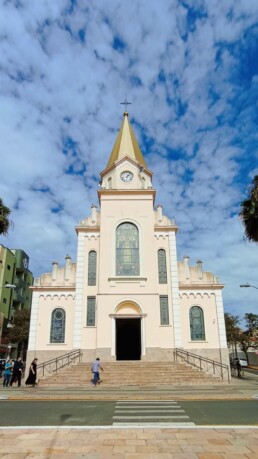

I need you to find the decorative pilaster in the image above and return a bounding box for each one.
[215,290,227,348]
[27,291,40,351]
[73,232,85,348]
[169,232,183,347]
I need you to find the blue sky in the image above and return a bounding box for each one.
[0,0,258,319]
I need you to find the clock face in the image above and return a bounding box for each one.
[120,171,134,182]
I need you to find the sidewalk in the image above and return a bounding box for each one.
[1,371,258,401]
[0,426,258,458]
[1,375,258,458]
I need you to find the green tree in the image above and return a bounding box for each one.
[236,313,258,363]
[224,313,241,357]
[244,313,258,335]
[239,175,258,242]
[0,197,11,235]
[224,313,241,343]
[7,309,31,360]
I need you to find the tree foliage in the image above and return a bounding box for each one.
[224,313,240,343]
[0,197,12,235]
[239,175,258,243]
[7,309,31,359]
[225,311,258,362]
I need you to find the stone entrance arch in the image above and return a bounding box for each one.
[110,302,146,360]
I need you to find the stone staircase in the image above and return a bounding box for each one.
[38,361,224,387]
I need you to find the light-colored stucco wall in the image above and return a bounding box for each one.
[27,157,226,366]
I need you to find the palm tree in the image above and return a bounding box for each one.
[239,175,258,243]
[0,198,11,235]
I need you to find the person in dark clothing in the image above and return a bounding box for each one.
[236,359,242,378]
[25,358,38,387]
[10,357,23,387]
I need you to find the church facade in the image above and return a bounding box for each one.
[27,112,228,366]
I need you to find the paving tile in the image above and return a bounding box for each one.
[125,439,146,446]
[135,445,160,453]
[103,439,126,446]
[114,445,136,453]
[208,439,231,445]
[0,455,28,459]
[197,454,224,459]
[223,454,251,459]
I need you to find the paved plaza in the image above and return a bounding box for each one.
[0,427,258,458]
[0,373,258,458]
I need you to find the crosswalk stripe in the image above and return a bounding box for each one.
[113,422,196,427]
[112,400,195,426]
[113,415,190,419]
[115,410,185,414]
[116,400,177,404]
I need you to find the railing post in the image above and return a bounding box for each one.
[174,347,228,382]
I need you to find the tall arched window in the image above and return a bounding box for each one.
[88,250,97,286]
[116,222,139,276]
[50,308,66,343]
[158,249,167,284]
[189,306,205,341]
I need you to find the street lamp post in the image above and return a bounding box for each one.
[240,284,258,290]
[0,284,16,290]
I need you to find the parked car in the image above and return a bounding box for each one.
[233,357,248,367]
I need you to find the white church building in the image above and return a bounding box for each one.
[27,112,228,366]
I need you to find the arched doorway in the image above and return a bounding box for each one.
[111,301,145,361]
[116,318,141,360]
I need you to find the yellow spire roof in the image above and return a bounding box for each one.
[107,112,147,168]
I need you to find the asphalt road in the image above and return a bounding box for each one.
[0,400,257,426]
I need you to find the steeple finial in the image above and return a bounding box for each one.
[120,97,131,114]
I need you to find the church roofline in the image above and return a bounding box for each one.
[154,225,178,232]
[75,226,100,233]
[179,283,224,290]
[31,286,76,291]
[100,155,152,178]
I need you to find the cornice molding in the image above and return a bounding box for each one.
[179,284,224,290]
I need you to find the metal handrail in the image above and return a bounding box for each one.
[174,348,230,383]
[37,349,82,378]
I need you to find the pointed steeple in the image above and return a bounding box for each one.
[107,112,147,168]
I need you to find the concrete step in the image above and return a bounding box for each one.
[39,361,223,387]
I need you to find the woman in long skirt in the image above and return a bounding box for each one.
[25,358,38,387]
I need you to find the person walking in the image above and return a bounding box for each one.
[3,359,12,388]
[91,358,103,387]
[10,357,23,387]
[236,359,242,378]
[25,358,38,387]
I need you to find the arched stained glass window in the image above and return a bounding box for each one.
[50,308,65,343]
[158,249,167,284]
[116,222,139,276]
[88,250,97,286]
[189,306,205,341]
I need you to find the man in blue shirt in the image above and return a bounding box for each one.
[91,358,103,387]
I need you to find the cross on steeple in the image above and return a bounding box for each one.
[120,97,131,113]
